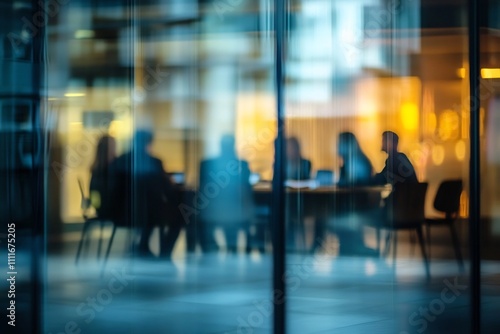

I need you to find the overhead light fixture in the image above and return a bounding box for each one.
[457,67,500,79]
[74,30,95,39]
[481,68,500,79]
[64,93,85,97]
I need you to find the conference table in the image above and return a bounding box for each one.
[251,181,392,218]
[180,181,392,252]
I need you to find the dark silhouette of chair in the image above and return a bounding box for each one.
[75,178,107,264]
[378,182,430,279]
[100,213,136,276]
[425,179,464,271]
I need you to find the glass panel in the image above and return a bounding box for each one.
[43,1,274,333]
[284,0,471,333]
[481,0,500,331]
[0,2,45,333]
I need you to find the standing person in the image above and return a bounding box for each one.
[373,131,417,187]
[286,137,312,180]
[89,135,116,220]
[110,130,184,260]
[198,135,254,253]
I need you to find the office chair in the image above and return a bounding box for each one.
[425,179,464,271]
[379,182,430,279]
[75,178,107,264]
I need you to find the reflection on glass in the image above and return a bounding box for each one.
[5,0,500,332]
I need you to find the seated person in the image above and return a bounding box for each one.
[89,135,116,220]
[286,137,311,180]
[283,137,312,251]
[367,131,419,252]
[330,132,377,256]
[109,130,184,260]
[337,132,373,187]
[372,131,417,187]
[198,135,254,253]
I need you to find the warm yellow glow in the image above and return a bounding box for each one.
[460,190,469,218]
[481,68,500,79]
[432,145,445,165]
[74,30,95,39]
[480,107,485,136]
[236,93,277,180]
[109,119,133,139]
[455,140,466,161]
[426,112,437,133]
[461,109,469,139]
[438,109,460,141]
[64,93,86,97]
[354,77,421,118]
[456,67,500,79]
[400,103,419,130]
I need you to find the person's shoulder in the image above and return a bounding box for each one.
[110,153,129,170]
[397,152,412,163]
[200,158,215,169]
[397,151,409,158]
[151,156,163,165]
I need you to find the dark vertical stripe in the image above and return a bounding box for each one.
[468,0,481,333]
[31,1,46,333]
[272,0,286,333]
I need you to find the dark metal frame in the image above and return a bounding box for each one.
[272,1,286,334]
[468,0,481,333]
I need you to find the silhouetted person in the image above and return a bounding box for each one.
[332,132,377,256]
[282,137,312,251]
[199,135,254,253]
[337,132,373,187]
[373,131,417,187]
[89,135,116,220]
[110,130,184,260]
[370,131,419,256]
[286,137,311,180]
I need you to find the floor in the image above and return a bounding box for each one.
[3,226,500,334]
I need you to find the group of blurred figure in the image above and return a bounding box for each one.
[87,129,417,260]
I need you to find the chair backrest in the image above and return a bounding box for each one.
[433,179,462,216]
[390,182,428,226]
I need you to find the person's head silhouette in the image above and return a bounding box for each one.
[286,137,302,161]
[133,130,154,154]
[92,135,116,172]
[220,134,236,157]
[381,131,399,154]
[338,132,361,159]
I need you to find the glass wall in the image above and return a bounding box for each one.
[43,1,275,333]
[482,0,500,332]
[283,1,471,333]
[2,0,500,333]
